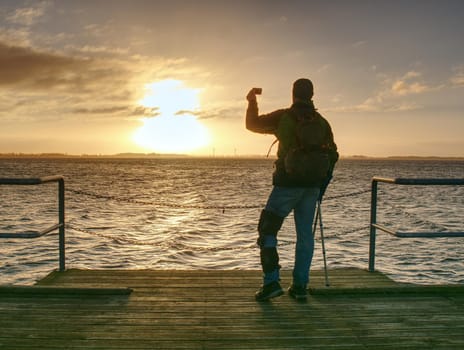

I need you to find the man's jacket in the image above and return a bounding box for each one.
[246,99,338,187]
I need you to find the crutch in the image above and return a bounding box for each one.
[313,200,330,287]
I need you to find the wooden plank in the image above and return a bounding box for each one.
[0,268,463,350]
[0,286,132,296]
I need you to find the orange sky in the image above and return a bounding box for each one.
[0,1,463,157]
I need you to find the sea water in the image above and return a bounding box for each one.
[1,157,463,285]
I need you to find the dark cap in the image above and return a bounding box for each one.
[292,78,314,100]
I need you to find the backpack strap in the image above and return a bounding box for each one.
[266,138,279,158]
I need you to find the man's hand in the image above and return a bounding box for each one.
[246,88,261,102]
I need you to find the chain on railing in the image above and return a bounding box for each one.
[65,187,372,251]
[66,187,372,210]
[66,219,256,252]
[66,188,263,210]
[323,189,371,201]
[67,222,370,251]
[377,192,449,232]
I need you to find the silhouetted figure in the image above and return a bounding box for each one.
[246,78,338,301]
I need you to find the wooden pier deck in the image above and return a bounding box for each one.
[1,268,464,349]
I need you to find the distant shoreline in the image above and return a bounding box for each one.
[341,155,464,161]
[0,153,463,161]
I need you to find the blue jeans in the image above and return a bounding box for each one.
[261,186,319,287]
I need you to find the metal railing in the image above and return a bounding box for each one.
[0,176,65,271]
[368,177,464,272]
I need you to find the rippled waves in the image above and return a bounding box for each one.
[1,157,463,285]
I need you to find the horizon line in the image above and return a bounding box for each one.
[0,152,463,160]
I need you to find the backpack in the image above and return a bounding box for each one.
[281,111,330,184]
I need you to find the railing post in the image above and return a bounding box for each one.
[368,179,378,272]
[0,176,66,275]
[58,178,65,272]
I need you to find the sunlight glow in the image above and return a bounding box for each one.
[133,115,210,153]
[133,80,210,153]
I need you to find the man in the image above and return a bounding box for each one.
[246,78,338,301]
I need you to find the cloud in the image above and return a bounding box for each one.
[171,104,239,121]
[130,106,160,117]
[0,40,135,121]
[329,70,447,113]
[316,64,331,73]
[390,71,430,96]
[0,39,209,123]
[0,42,89,89]
[5,1,51,26]
[352,40,367,48]
[175,109,199,116]
[72,106,160,118]
[68,44,130,56]
[329,99,420,113]
[0,39,147,95]
[195,105,243,120]
[355,98,420,113]
[72,106,134,115]
[450,66,464,87]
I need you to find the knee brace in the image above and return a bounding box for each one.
[260,247,280,273]
[257,209,284,247]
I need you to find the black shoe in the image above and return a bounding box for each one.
[255,281,284,301]
[288,284,307,301]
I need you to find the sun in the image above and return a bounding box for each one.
[133,80,211,153]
